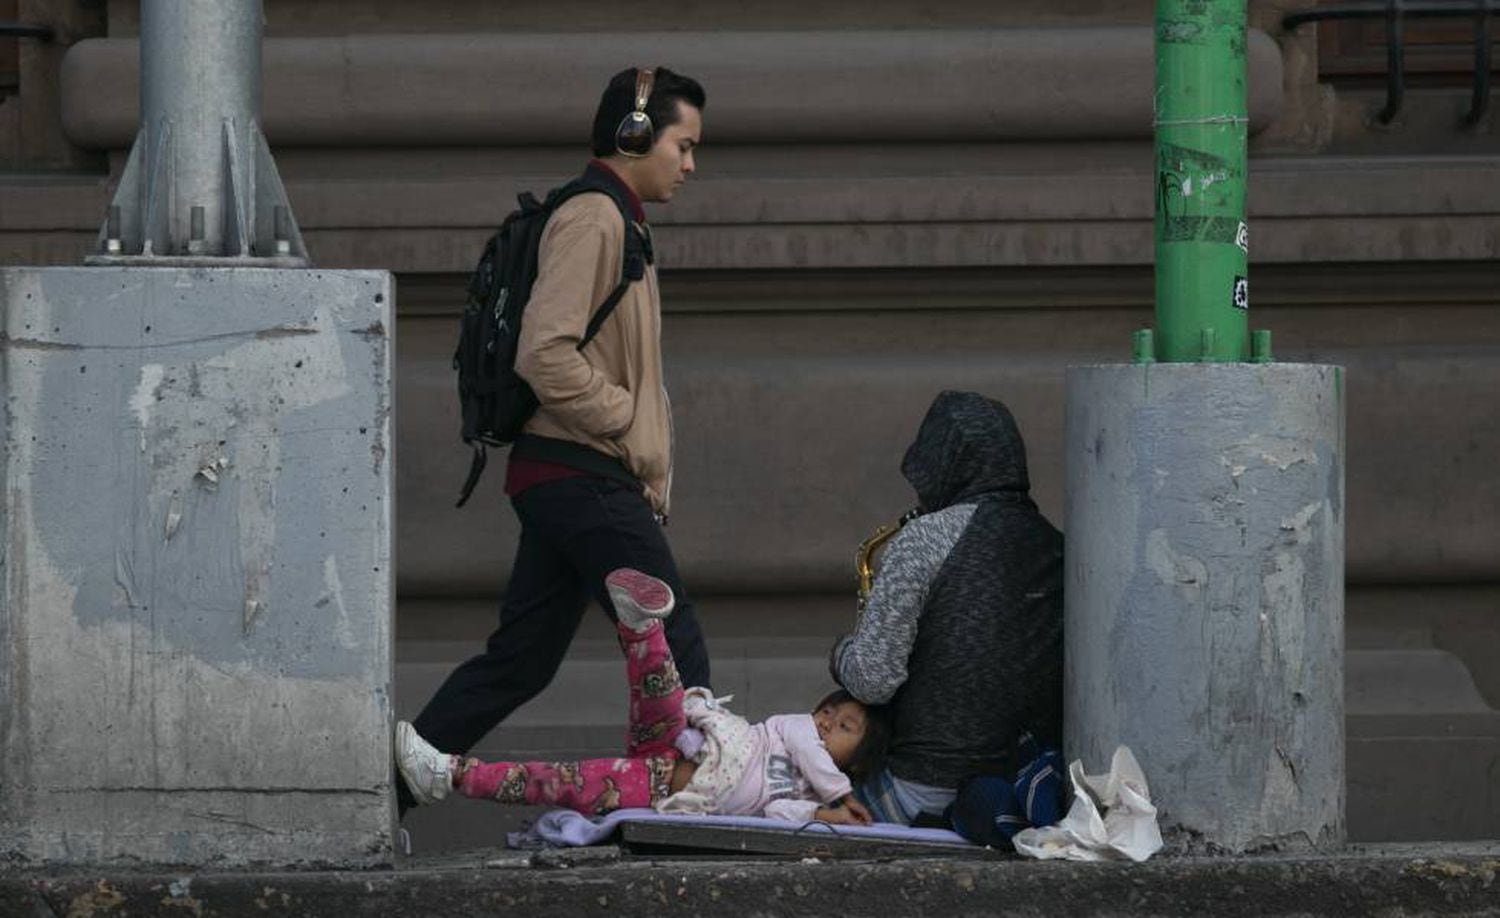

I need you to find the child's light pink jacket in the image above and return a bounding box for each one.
[657,688,852,822]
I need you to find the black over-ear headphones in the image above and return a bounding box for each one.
[615,68,656,158]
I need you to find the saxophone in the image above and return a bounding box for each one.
[855,507,921,622]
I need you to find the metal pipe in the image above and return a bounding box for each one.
[1152,0,1250,362]
[1377,0,1407,124]
[1132,328,1157,364]
[1251,328,1275,363]
[1284,0,1500,126]
[140,0,261,256]
[1283,0,1500,29]
[86,0,306,265]
[0,22,54,40]
[1465,0,1492,125]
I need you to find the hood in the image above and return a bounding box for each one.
[900,391,1032,510]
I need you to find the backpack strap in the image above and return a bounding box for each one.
[456,442,488,509]
[547,169,653,350]
[581,279,631,347]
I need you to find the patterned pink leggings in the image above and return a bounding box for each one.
[454,621,685,815]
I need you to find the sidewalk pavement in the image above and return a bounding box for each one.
[3,842,1499,917]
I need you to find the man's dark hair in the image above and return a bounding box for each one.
[814,689,892,785]
[591,67,707,158]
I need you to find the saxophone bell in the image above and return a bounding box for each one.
[855,507,921,623]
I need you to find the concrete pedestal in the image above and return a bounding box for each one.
[0,267,394,867]
[1064,363,1344,852]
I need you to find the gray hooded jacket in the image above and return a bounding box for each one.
[833,391,1064,788]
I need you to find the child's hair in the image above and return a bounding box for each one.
[814,689,892,784]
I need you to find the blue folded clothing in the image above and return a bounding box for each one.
[946,744,1066,849]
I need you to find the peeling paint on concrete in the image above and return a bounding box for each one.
[1066,363,1344,853]
[164,493,183,541]
[194,456,229,489]
[1220,454,1248,480]
[130,363,166,453]
[1279,502,1321,541]
[323,555,356,650]
[1146,528,1208,588]
[1254,441,1317,471]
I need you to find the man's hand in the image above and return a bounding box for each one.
[815,795,873,826]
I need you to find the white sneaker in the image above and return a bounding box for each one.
[395,721,453,806]
[605,568,675,631]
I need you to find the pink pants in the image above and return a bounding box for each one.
[454,621,685,815]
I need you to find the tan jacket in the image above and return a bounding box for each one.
[515,192,673,513]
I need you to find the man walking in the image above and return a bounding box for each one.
[400,67,710,814]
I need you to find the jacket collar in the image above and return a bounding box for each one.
[587,159,647,224]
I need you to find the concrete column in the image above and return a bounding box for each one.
[1064,363,1344,852]
[0,266,394,867]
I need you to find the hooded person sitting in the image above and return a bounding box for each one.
[829,390,1065,829]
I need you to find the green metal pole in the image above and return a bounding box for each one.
[1154,0,1249,362]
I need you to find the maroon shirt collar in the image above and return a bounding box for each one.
[587,159,647,224]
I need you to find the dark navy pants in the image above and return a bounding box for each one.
[401,475,711,812]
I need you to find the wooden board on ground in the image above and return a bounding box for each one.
[618,821,1004,860]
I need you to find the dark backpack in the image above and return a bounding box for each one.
[453,172,651,507]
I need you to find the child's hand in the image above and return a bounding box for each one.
[841,795,874,825]
[815,796,873,826]
[813,806,862,826]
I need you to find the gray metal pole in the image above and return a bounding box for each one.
[140,0,260,257]
[89,0,306,265]
[1058,2,1344,853]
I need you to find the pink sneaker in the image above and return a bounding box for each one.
[605,568,675,631]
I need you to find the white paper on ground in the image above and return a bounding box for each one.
[1012,745,1164,862]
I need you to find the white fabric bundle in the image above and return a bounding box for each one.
[1013,745,1164,862]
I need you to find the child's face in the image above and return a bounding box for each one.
[813,699,868,768]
